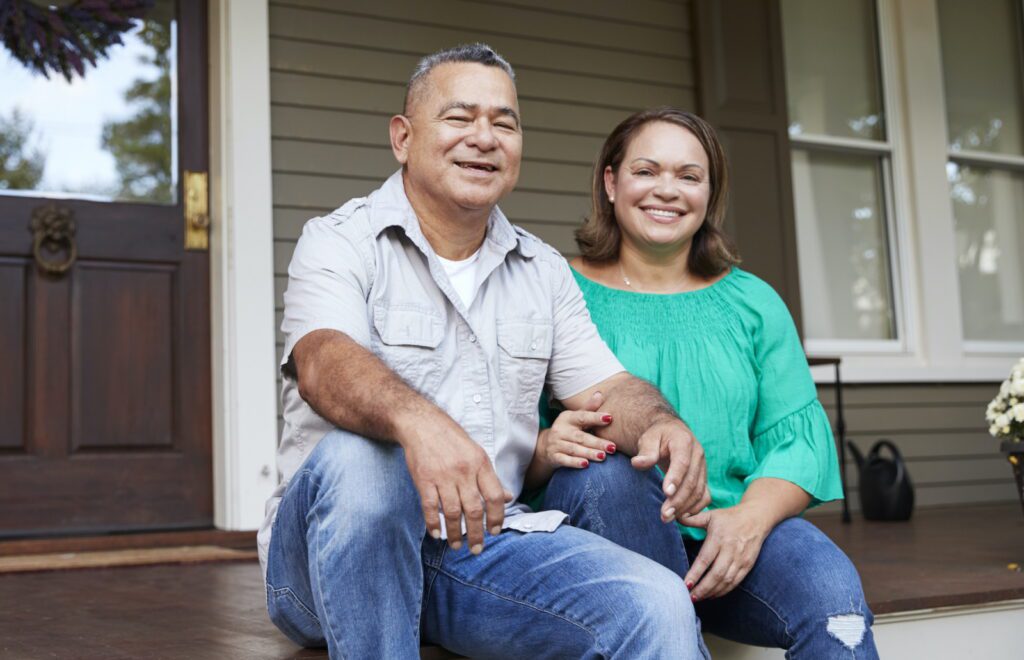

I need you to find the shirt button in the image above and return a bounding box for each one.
[473,394,482,404]
[522,522,534,530]
[529,342,538,350]
[469,334,477,343]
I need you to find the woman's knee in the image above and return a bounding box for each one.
[546,453,660,508]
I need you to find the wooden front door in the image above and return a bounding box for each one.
[0,1,211,536]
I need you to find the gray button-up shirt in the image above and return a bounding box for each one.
[258,171,623,574]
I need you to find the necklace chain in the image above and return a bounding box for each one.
[618,262,689,293]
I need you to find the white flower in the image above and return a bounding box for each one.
[1001,379,1012,397]
[990,424,1001,437]
[995,413,1011,428]
[1014,403,1024,423]
[1003,426,1012,435]
[1012,380,1024,397]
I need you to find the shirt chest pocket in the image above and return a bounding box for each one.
[496,320,552,413]
[372,305,444,396]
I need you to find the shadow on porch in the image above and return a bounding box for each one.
[0,503,1021,659]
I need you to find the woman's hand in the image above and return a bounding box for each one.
[682,478,812,601]
[524,392,615,489]
[680,505,772,601]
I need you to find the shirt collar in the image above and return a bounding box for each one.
[370,170,537,259]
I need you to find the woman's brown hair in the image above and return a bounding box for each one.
[575,107,740,278]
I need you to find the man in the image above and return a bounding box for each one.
[260,43,711,659]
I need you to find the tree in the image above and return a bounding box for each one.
[0,108,45,190]
[100,16,171,203]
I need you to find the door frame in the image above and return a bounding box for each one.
[208,0,278,530]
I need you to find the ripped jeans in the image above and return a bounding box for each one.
[544,454,880,660]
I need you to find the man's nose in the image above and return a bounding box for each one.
[466,119,498,150]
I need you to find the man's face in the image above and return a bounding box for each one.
[393,62,522,216]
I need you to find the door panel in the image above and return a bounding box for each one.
[0,1,211,536]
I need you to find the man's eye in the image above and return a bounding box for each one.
[446,116,471,123]
[495,122,516,131]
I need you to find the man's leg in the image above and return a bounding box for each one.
[421,525,708,659]
[693,517,879,659]
[542,454,690,577]
[265,429,426,658]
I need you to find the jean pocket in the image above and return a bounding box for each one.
[497,320,552,413]
[267,584,325,648]
[372,304,444,395]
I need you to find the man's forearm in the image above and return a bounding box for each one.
[593,375,680,455]
[293,329,448,446]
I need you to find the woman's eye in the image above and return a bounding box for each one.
[634,169,653,176]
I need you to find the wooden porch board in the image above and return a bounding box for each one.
[0,545,257,575]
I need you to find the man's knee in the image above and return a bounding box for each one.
[304,429,420,525]
[612,564,702,656]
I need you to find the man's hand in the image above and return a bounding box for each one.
[630,418,710,522]
[400,418,513,555]
[680,505,770,601]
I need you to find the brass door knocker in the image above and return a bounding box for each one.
[30,203,77,276]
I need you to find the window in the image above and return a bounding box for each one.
[781,0,902,348]
[938,0,1024,347]
[781,0,1023,381]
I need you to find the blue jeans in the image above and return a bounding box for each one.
[265,429,707,659]
[544,455,880,659]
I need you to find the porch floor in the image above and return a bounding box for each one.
[0,503,1021,659]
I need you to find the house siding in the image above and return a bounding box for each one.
[267,0,1016,509]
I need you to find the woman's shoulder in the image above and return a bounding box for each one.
[722,268,796,329]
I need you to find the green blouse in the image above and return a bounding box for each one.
[563,266,843,540]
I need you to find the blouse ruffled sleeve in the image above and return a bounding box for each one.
[744,286,844,506]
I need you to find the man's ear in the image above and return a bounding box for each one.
[390,115,412,165]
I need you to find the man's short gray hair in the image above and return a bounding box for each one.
[404,43,516,114]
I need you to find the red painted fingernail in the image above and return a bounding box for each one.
[580,459,589,468]
[691,594,698,602]
[606,444,616,454]
[686,581,694,590]
[597,452,606,460]
[602,415,613,423]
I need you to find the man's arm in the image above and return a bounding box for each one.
[560,372,710,522]
[292,328,511,554]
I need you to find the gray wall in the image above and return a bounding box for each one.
[268,0,1016,510]
[815,383,1015,514]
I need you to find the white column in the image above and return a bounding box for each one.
[208,0,278,530]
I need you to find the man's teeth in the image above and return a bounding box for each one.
[459,163,495,171]
[646,209,681,218]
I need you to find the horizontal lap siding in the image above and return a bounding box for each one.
[269,0,696,423]
[813,382,1017,515]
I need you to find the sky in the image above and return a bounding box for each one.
[0,20,176,201]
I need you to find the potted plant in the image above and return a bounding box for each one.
[987,357,1024,516]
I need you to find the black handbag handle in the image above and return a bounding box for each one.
[868,439,905,486]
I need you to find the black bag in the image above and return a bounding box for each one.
[847,439,915,521]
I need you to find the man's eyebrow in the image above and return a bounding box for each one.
[436,101,520,126]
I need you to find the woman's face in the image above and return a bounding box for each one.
[605,121,711,257]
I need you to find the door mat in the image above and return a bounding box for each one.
[0,545,258,574]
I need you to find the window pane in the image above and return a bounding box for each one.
[0,2,178,204]
[938,0,1024,156]
[781,0,885,141]
[948,163,1024,341]
[792,150,896,340]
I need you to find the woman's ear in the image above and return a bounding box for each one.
[603,165,616,203]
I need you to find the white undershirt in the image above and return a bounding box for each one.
[437,248,483,308]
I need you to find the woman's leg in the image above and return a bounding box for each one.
[693,517,879,659]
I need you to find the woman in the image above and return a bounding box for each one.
[528,108,879,658]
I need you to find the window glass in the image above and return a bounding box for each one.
[781,0,885,141]
[0,2,178,204]
[948,163,1024,342]
[938,0,1024,156]
[792,150,896,340]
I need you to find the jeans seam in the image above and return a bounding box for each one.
[311,476,347,660]
[432,565,608,656]
[268,585,322,628]
[735,583,796,647]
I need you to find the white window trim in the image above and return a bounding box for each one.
[208,0,278,529]
[802,0,1022,384]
